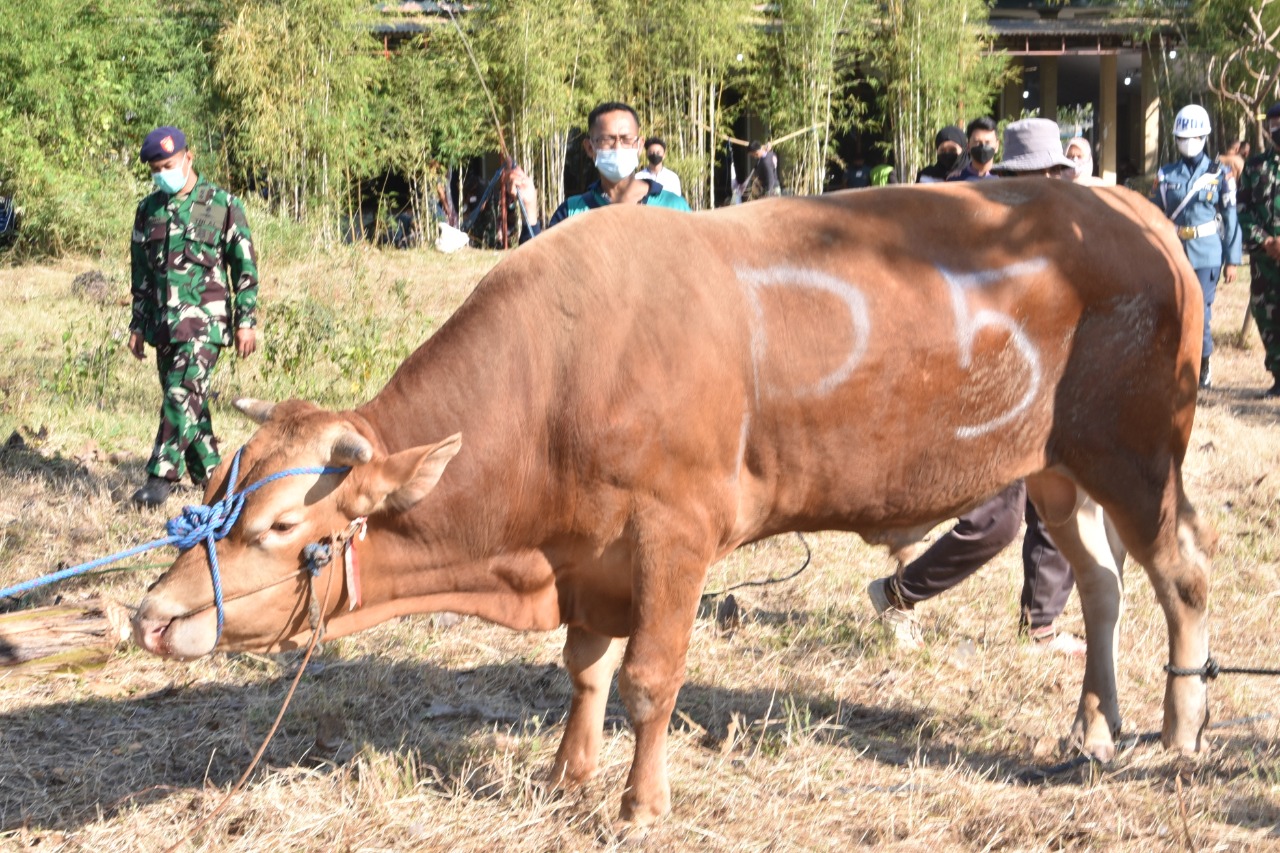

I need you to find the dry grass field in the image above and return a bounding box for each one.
[0,237,1278,852]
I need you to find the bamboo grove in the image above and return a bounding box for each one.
[0,0,1019,256]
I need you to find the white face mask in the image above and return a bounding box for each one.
[594,148,640,183]
[1176,137,1206,159]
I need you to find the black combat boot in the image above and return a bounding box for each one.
[1198,356,1211,390]
[132,476,172,509]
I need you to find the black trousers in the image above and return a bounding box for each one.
[894,480,1074,630]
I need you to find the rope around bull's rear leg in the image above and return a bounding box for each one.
[159,557,336,853]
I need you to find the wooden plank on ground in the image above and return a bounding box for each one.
[0,599,132,676]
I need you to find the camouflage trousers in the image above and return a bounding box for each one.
[145,340,222,484]
[1251,257,1280,378]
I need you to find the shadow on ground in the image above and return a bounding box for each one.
[5,647,1274,835]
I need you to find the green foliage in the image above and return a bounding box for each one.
[869,0,1008,183]
[0,0,218,256]
[603,0,758,207]
[50,315,123,406]
[1126,0,1280,155]
[754,0,872,195]
[213,0,381,233]
[260,296,416,404]
[477,0,607,220]
[369,26,491,229]
[0,0,1015,253]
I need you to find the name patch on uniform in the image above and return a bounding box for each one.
[191,204,224,231]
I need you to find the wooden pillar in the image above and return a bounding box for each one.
[1002,59,1024,120]
[1099,54,1118,184]
[1041,56,1059,123]
[1140,51,1160,176]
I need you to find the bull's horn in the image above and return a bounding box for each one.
[234,398,277,424]
[330,431,374,466]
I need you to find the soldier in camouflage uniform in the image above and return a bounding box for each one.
[1237,103,1280,398]
[129,126,259,507]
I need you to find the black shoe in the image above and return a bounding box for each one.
[132,476,172,508]
[1198,357,1211,390]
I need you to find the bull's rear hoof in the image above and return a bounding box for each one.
[1161,730,1207,756]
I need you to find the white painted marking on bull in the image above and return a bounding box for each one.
[939,258,1047,439]
[737,265,871,398]
[734,411,751,484]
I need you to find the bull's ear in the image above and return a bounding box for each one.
[234,398,277,424]
[329,430,374,466]
[342,433,462,516]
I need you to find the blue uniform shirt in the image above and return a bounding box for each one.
[1151,154,1242,271]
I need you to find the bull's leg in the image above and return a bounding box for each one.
[1146,494,1213,752]
[551,627,625,785]
[615,537,710,826]
[1038,492,1125,759]
[1066,471,1212,755]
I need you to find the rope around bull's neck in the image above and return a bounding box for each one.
[0,447,349,643]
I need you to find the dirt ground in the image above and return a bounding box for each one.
[0,240,1278,851]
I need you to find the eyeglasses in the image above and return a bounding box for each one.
[591,134,640,149]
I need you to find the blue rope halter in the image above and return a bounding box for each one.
[0,447,350,644]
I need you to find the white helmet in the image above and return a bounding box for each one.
[1173,105,1211,138]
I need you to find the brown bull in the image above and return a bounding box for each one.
[133,179,1214,825]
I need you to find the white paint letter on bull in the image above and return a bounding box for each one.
[939,258,1048,439]
[737,265,872,400]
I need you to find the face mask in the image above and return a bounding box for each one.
[1270,127,1280,150]
[970,144,996,165]
[1176,137,1205,160]
[153,162,187,194]
[595,148,640,182]
[937,150,960,172]
[647,151,664,166]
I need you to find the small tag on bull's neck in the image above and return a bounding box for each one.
[344,517,367,611]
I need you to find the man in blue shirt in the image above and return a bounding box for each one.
[1152,104,1242,389]
[511,101,689,239]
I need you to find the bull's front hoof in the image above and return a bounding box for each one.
[547,759,596,789]
[618,792,669,828]
[607,819,654,846]
[1069,717,1120,763]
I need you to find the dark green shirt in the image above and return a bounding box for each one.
[1238,150,1280,256]
[130,175,258,346]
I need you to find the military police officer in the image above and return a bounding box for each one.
[1236,103,1280,398]
[1151,104,1241,390]
[129,126,259,508]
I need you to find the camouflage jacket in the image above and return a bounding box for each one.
[1237,150,1280,256]
[130,174,258,346]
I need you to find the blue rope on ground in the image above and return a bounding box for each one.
[0,447,349,643]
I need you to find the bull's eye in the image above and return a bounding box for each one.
[270,520,298,535]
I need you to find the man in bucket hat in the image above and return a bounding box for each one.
[991,117,1078,177]
[867,117,1083,656]
[129,126,260,508]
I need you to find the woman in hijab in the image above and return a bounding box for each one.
[1064,137,1105,186]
